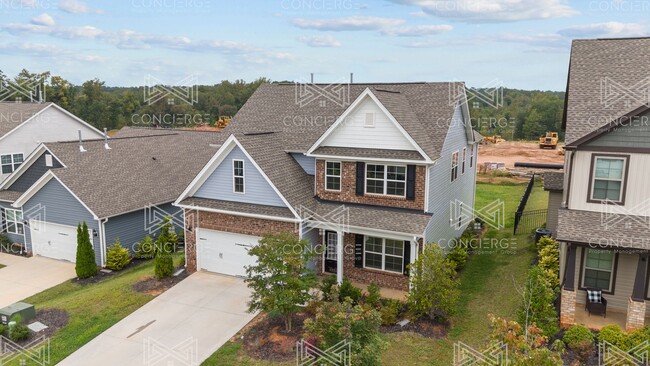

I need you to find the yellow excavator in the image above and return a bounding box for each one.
[539,132,559,149]
[483,135,505,144]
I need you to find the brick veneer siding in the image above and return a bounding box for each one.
[315,160,426,210]
[626,297,646,331]
[560,288,577,328]
[183,208,297,273]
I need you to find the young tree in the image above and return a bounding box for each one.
[75,221,97,279]
[516,266,559,338]
[245,231,317,332]
[407,244,460,321]
[154,217,175,279]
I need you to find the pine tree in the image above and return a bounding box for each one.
[75,221,97,279]
[154,218,174,279]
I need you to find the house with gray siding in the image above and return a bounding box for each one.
[175,82,477,291]
[0,130,221,266]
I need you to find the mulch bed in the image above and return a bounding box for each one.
[8,308,69,347]
[562,348,600,366]
[380,318,449,339]
[239,312,308,362]
[72,258,148,285]
[131,268,189,296]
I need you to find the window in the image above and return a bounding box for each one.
[469,145,474,168]
[451,151,459,182]
[233,160,244,193]
[590,156,626,202]
[364,236,404,273]
[326,232,338,261]
[325,161,341,191]
[1,153,23,174]
[582,248,615,291]
[4,209,23,235]
[366,164,406,197]
[45,154,53,167]
[461,148,467,175]
[364,113,375,127]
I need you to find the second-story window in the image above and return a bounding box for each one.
[1,153,23,174]
[233,159,244,193]
[325,161,341,191]
[451,151,459,182]
[590,156,626,202]
[461,147,467,175]
[469,145,474,168]
[366,164,406,197]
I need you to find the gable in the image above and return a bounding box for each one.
[193,145,287,207]
[320,95,417,151]
[584,110,650,149]
[8,151,63,192]
[22,177,96,228]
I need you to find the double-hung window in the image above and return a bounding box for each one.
[469,145,474,168]
[4,209,23,235]
[590,156,626,202]
[233,160,244,193]
[364,236,404,273]
[366,164,406,197]
[1,153,23,174]
[461,148,467,175]
[582,248,615,291]
[325,161,341,191]
[451,151,459,182]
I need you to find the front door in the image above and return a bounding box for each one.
[324,231,338,274]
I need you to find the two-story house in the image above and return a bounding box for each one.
[175,82,477,291]
[557,37,650,331]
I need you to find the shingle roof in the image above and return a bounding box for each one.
[44,133,225,218]
[0,190,22,203]
[564,37,650,145]
[113,126,223,139]
[311,146,424,161]
[0,102,51,138]
[179,197,296,219]
[543,172,564,191]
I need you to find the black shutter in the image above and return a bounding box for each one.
[355,162,365,196]
[403,241,411,276]
[406,165,416,200]
[355,234,364,268]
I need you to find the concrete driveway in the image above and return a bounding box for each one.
[0,253,76,308]
[59,272,255,366]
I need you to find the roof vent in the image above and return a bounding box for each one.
[78,130,86,152]
[103,128,111,150]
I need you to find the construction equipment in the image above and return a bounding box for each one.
[215,116,232,128]
[539,132,559,149]
[483,135,505,144]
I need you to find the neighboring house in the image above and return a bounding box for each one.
[0,102,104,180]
[557,37,650,331]
[543,171,563,237]
[175,82,477,290]
[0,130,221,266]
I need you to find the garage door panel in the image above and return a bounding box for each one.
[196,229,259,277]
[30,220,91,263]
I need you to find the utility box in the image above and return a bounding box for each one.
[0,302,36,325]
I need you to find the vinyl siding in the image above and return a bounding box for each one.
[584,110,650,149]
[104,203,179,254]
[423,105,476,250]
[0,201,25,244]
[546,191,562,236]
[320,96,417,151]
[8,151,63,192]
[194,145,286,207]
[291,153,315,176]
[22,178,101,264]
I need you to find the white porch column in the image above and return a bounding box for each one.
[336,230,344,284]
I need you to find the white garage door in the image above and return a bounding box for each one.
[196,229,259,277]
[30,220,92,263]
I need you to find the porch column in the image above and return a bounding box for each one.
[560,243,577,328]
[336,231,344,284]
[626,254,648,331]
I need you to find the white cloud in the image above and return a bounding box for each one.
[558,22,647,38]
[297,35,341,47]
[381,24,452,36]
[58,0,103,14]
[390,0,578,23]
[30,13,55,26]
[0,42,102,62]
[291,16,404,31]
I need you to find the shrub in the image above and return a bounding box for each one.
[134,235,155,259]
[598,324,631,350]
[486,315,561,364]
[551,339,565,353]
[517,266,559,337]
[0,234,12,252]
[339,278,362,304]
[0,324,6,336]
[628,326,650,346]
[154,219,175,279]
[536,237,560,289]
[106,240,131,271]
[447,243,468,271]
[8,323,30,341]
[365,284,381,309]
[75,221,97,279]
[563,325,594,348]
[380,299,402,326]
[319,275,338,301]
[407,244,460,321]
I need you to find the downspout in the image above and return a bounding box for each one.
[99,218,109,267]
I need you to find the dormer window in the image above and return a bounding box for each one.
[588,154,628,203]
[233,159,245,193]
[364,113,375,128]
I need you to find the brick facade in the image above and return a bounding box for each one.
[560,288,577,328]
[626,297,646,331]
[315,160,426,211]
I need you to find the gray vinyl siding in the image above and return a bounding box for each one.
[301,226,320,271]
[546,191,562,237]
[0,201,24,244]
[22,178,101,264]
[585,110,650,148]
[9,152,63,192]
[194,145,286,207]
[424,105,476,250]
[291,153,316,176]
[104,203,179,254]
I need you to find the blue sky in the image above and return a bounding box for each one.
[0,0,648,90]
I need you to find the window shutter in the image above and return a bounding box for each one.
[406,165,416,200]
[355,162,365,196]
[355,234,364,268]
[403,241,411,276]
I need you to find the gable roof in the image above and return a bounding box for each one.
[563,37,650,145]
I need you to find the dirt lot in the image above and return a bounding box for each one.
[478,141,565,169]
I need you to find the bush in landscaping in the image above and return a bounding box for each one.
[628,326,650,346]
[154,218,175,279]
[563,324,594,348]
[536,237,560,289]
[365,283,381,309]
[106,240,131,271]
[517,266,559,337]
[0,324,6,336]
[75,221,97,279]
[380,299,402,326]
[245,231,317,332]
[8,323,30,341]
[304,288,385,366]
[446,243,468,271]
[407,243,460,321]
[0,234,12,252]
[319,275,338,301]
[598,324,632,350]
[339,277,362,304]
[551,339,565,353]
[486,315,561,365]
[134,235,155,259]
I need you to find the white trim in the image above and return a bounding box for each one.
[306,153,427,165]
[306,88,433,163]
[0,144,66,190]
[461,147,467,175]
[362,235,404,274]
[305,221,421,241]
[364,163,407,198]
[424,165,430,213]
[4,207,24,235]
[0,152,24,175]
[174,203,300,223]
[232,159,245,194]
[450,150,459,182]
[99,218,109,267]
[324,160,342,192]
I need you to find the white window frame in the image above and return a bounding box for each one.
[232,159,245,194]
[469,144,474,168]
[4,208,24,235]
[1,153,23,175]
[45,154,53,167]
[582,248,615,292]
[326,232,338,261]
[451,151,459,182]
[365,164,407,197]
[363,235,404,274]
[590,156,626,203]
[324,161,341,192]
[461,147,467,175]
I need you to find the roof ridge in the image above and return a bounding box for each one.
[50,133,180,145]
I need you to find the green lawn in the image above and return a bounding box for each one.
[204,179,549,366]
